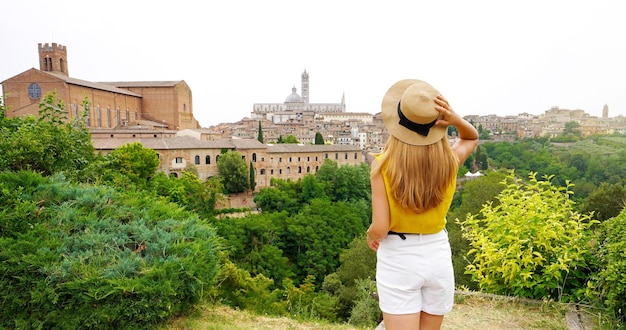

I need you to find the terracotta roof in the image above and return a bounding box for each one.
[93,136,235,151]
[98,81,184,88]
[43,71,142,97]
[229,138,267,149]
[265,143,361,153]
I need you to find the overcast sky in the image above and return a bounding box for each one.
[1,0,624,127]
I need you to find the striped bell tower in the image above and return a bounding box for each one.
[301,69,309,104]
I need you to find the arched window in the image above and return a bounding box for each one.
[206,155,211,164]
[298,166,302,173]
[287,167,291,174]
[195,155,200,165]
[307,166,311,173]
[260,169,266,175]
[252,153,257,162]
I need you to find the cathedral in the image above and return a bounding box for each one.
[1,43,201,131]
[250,69,346,124]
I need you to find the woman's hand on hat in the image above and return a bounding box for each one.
[434,95,461,127]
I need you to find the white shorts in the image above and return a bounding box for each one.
[375,229,454,315]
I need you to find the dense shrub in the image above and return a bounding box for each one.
[0,92,94,181]
[0,171,222,329]
[591,209,626,324]
[460,171,597,301]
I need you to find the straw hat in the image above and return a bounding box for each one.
[381,79,446,146]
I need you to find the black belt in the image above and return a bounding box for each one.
[388,229,446,240]
[388,231,409,240]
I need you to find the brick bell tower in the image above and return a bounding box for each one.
[38,42,69,76]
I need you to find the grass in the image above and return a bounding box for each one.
[160,292,591,330]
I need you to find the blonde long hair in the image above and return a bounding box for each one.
[372,135,458,213]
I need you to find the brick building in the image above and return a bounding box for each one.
[1,43,200,131]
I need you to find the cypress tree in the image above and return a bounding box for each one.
[257,121,264,143]
[315,132,325,145]
[249,161,256,191]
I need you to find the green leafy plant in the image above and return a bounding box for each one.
[459,171,597,301]
[0,171,222,329]
[590,209,626,324]
[0,91,94,179]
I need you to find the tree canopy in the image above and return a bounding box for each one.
[217,150,249,193]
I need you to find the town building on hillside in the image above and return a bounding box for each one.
[92,134,364,189]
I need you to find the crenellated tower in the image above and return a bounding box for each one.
[38,42,69,76]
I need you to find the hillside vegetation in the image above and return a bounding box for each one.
[1,94,625,328]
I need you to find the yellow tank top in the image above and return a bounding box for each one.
[379,158,457,234]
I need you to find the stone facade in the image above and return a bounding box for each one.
[92,133,364,190]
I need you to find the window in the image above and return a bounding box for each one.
[195,155,200,165]
[205,155,211,164]
[289,157,292,162]
[175,157,183,163]
[345,153,348,160]
[279,157,282,162]
[270,169,274,175]
[216,155,220,163]
[27,83,42,99]
[279,169,282,174]
[260,169,266,175]
[307,166,311,173]
[335,153,338,160]
[252,153,257,162]
[307,156,310,161]
[354,152,358,159]
[298,166,302,173]
[287,167,291,174]
[325,153,328,159]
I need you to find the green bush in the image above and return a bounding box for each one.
[347,278,380,328]
[460,171,597,301]
[0,171,222,329]
[591,209,626,324]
